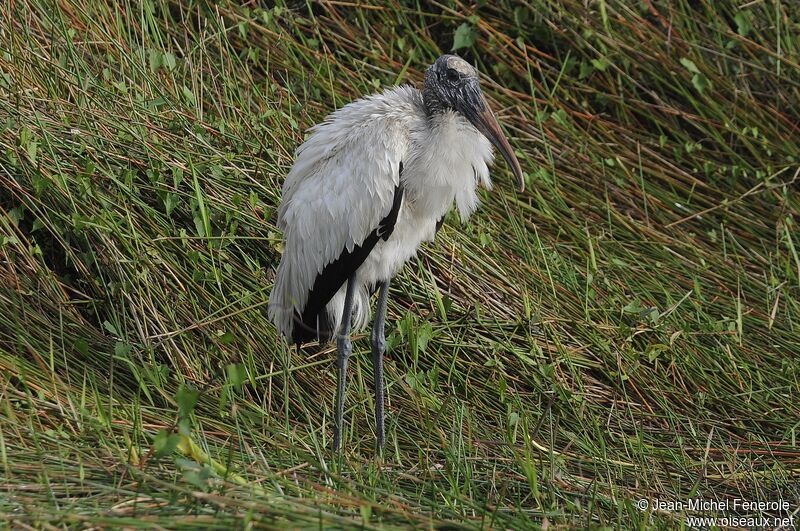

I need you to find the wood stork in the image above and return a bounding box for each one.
[268,54,524,451]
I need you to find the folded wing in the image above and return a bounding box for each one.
[268,88,416,343]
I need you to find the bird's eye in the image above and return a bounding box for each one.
[446,69,460,83]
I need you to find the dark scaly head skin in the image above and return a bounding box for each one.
[422,55,525,191]
[423,55,483,116]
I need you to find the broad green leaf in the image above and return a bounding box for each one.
[692,73,710,93]
[153,429,181,457]
[451,23,477,51]
[679,57,700,74]
[176,384,200,418]
[734,12,751,36]
[225,363,246,388]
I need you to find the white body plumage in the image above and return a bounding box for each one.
[268,85,494,340]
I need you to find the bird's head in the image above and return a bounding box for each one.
[423,55,525,192]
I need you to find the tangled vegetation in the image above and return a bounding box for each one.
[1,0,798,527]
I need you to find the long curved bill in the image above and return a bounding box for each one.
[463,95,525,192]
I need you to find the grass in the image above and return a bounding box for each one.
[1,0,798,527]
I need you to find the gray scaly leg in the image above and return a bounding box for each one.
[371,280,390,451]
[333,274,357,452]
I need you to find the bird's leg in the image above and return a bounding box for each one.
[333,273,357,452]
[371,280,390,452]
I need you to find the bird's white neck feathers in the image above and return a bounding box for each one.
[403,95,494,223]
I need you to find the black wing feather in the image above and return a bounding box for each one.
[435,215,445,234]
[292,176,405,345]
